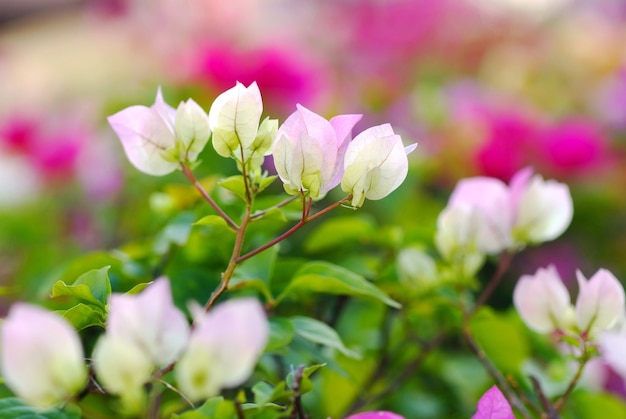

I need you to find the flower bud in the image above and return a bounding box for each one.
[273,105,361,199]
[575,269,625,334]
[513,266,574,334]
[175,298,268,401]
[174,99,211,162]
[397,247,438,287]
[341,124,416,208]
[209,81,263,159]
[0,304,87,407]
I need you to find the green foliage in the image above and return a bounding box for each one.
[0,398,81,419]
[276,261,401,308]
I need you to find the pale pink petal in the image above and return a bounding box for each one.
[576,269,625,333]
[345,412,405,419]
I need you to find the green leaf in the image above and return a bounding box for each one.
[174,396,236,419]
[290,316,360,359]
[303,216,376,253]
[566,391,626,419]
[51,267,112,311]
[252,381,292,406]
[153,211,195,255]
[218,175,247,202]
[73,266,111,305]
[470,308,530,373]
[194,215,235,233]
[266,318,295,352]
[277,261,401,309]
[286,364,326,394]
[58,303,105,331]
[126,282,152,295]
[256,175,277,194]
[0,398,81,419]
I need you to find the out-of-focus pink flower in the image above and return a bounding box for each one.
[594,67,626,131]
[473,385,514,419]
[437,167,572,256]
[513,266,574,334]
[175,298,268,401]
[189,45,324,117]
[509,168,573,245]
[342,124,416,208]
[575,269,625,334]
[273,104,361,199]
[345,411,405,419]
[1,304,87,407]
[538,118,610,178]
[105,277,189,367]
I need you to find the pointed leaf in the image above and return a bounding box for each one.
[290,316,360,359]
[58,303,106,331]
[277,261,400,308]
[219,175,248,202]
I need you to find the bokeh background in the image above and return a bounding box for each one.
[3,0,626,417]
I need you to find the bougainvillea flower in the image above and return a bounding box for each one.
[175,298,268,401]
[341,123,416,207]
[108,88,210,175]
[105,277,189,367]
[575,269,625,334]
[513,266,573,334]
[1,304,87,407]
[509,168,573,246]
[472,385,515,419]
[273,104,361,199]
[208,81,278,167]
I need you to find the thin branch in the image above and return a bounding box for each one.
[473,252,514,311]
[553,353,588,412]
[204,204,252,311]
[235,400,246,419]
[463,327,533,419]
[250,195,299,219]
[290,365,307,419]
[236,196,351,263]
[180,163,238,230]
[347,331,446,414]
[529,376,559,419]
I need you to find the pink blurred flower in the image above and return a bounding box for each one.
[345,412,405,419]
[1,304,87,407]
[188,45,324,117]
[175,298,269,401]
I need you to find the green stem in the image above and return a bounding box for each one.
[204,204,252,311]
[180,163,239,230]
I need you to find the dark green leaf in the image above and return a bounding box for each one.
[290,316,360,359]
[0,398,81,419]
[277,261,401,308]
[265,318,295,352]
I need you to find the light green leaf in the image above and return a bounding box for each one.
[73,266,111,305]
[276,261,400,308]
[303,216,376,253]
[126,282,152,295]
[194,215,235,233]
[174,397,236,419]
[51,267,112,312]
[0,398,81,419]
[290,316,360,359]
[153,211,195,255]
[218,175,247,202]
[58,303,105,331]
[256,175,277,194]
[265,318,295,352]
[252,381,291,406]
